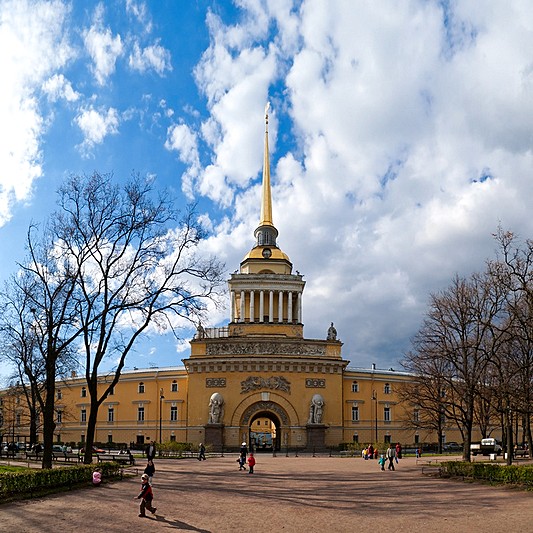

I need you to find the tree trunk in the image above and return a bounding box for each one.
[83,398,100,464]
[506,409,513,466]
[41,359,56,469]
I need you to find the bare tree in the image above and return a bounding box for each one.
[404,271,507,461]
[399,356,448,451]
[47,173,224,463]
[13,235,82,468]
[0,283,43,447]
[488,228,533,458]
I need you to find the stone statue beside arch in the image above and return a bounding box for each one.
[208,392,224,424]
[308,393,325,424]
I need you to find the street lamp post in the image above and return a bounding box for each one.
[372,390,378,443]
[159,388,164,448]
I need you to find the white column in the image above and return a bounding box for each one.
[297,292,302,323]
[250,290,255,323]
[240,291,245,323]
[288,291,293,323]
[259,291,264,322]
[230,291,235,321]
[269,290,274,322]
[278,291,283,323]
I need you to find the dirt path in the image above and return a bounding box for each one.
[1,454,531,532]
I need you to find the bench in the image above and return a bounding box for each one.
[53,452,82,462]
[514,449,529,458]
[25,452,43,461]
[97,453,135,465]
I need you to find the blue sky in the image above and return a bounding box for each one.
[2,0,533,382]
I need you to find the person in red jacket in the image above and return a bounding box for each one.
[247,453,256,474]
[135,473,157,517]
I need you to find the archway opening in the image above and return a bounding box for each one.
[248,410,281,453]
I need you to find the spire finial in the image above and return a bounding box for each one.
[259,102,274,228]
[265,101,270,132]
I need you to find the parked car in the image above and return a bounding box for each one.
[443,442,463,452]
[480,438,502,456]
[80,445,105,454]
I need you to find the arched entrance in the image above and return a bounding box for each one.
[248,410,280,452]
[240,401,290,452]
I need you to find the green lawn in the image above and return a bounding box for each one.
[0,465,29,473]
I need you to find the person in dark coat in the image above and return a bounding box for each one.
[198,443,206,461]
[145,440,156,461]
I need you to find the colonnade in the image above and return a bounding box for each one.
[230,289,302,323]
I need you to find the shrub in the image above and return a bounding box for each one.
[0,462,122,499]
[441,461,533,488]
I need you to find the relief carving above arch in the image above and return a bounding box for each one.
[241,401,290,425]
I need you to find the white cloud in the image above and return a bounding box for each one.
[0,0,73,226]
[42,73,80,102]
[125,0,152,34]
[177,0,533,369]
[74,106,119,156]
[129,40,172,74]
[83,4,123,85]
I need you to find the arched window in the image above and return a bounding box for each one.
[138,382,145,394]
[81,387,87,398]
[384,383,391,394]
[351,381,359,393]
[171,380,178,392]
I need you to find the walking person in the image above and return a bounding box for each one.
[145,440,156,461]
[395,442,402,461]
[247,452,256,474]
[378,454,386,471]
[134,473,157,518]
[239,442,248,471]
[198,443,206,461]
[144,459,155,484]
[386,443,396,471]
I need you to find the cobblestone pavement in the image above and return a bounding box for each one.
[1,454,532,532]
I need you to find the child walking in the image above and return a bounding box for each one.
[247,452,256,474]
[135,473,157,517]
[378,454,386,471]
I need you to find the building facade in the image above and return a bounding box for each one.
[0,107,466,451]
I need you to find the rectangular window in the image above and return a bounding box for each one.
[16,413,21,425]
[351,382,359,393]
[413,409,420,422]
[56,410,63,424]
[137,406,144,422]
[81,388,86,398]
[170,435,176,442]
[351,406,359,422]
[81,409,86,423]
[384,407,391,422]
[108,407,114,422]
[171,381,178,392]
[414,434,420,444]
[57,389,62,400]
[108,434,113,443]
[170,405,178,421]
[384,435,391,444]
[109,387,114,396]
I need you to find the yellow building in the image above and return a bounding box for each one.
[0,107,466,451]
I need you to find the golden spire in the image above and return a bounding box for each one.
[260,102,274,228]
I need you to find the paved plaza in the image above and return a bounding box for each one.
[1,454,531,532]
